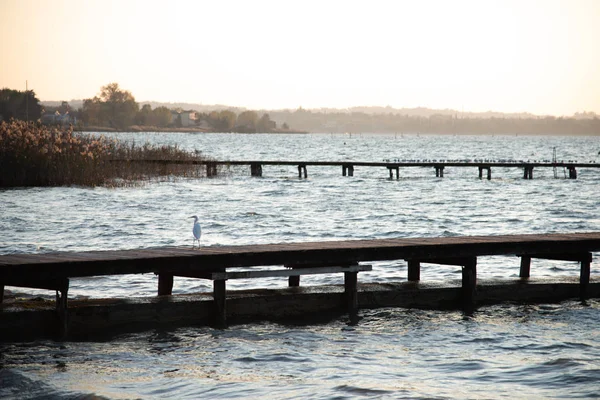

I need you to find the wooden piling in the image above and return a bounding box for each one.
[342,164,354,177]
[214,279,227,328]
[158,273,174,295]
[298,165,307,179]
[581,256,591,300]
[478,166,491,180]
[519,256,531,278]
[345,271,359,324]
[56,279,69,338]
[407,260,420,281]
[289,275,300,287]
[250,163,263,177]
[206,162,218,177]
[518,252,592,300]
[461,258,477,312]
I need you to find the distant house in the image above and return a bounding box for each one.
[170,110,197,127]
[41,111,75,126]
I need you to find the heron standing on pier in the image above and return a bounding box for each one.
[190,215,201,248]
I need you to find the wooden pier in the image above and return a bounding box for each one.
[1,232,599,337]
[113,159,600,179]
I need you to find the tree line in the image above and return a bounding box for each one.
[2,83,598,134]
[0,89,43,122]
[267,108,600,135]
[1,83,285,133]
[79,83,282,132]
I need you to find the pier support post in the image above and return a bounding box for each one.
[461,257,477,313]
[56,279,69,339]
[289,275,300,287]
[158,273,174,296]
[407,260,420,281]
[344,271,359,324]
[523,166,533,179]
[342,164,354,176]
[568,166,577,179]
[387,167,399,179]
[580,255,591,301]
[214,279,227,328]
[250,163,263,177]
[478,167,491,180]
[298,165,307,179]
[519,256,531,278]
[521,252,592,301]
[435,166,444,177]
[206,162,218,177]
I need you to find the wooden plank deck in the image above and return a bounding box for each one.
[1,232,600,281]
[2,232,599,333]
[112,159,600,168]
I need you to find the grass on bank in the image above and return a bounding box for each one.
[0,120,215,187]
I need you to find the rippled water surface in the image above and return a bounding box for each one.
[1,133,600,399]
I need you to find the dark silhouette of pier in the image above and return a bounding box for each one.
[1,232,599,338]
[113,159,599,179]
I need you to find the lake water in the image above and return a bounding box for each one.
[1,133,600,399]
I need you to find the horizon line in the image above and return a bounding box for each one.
[38,97,599,118]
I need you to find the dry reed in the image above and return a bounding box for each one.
[0,120,212,187]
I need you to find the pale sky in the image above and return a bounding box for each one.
[1,0,599,116]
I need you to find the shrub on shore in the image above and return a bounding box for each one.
[0,120,211,187]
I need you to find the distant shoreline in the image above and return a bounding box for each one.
[76,127,597,136]
[78,125,309,134]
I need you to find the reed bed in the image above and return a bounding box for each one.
[0,120,214,187]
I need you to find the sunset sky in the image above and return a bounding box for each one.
[1,0,599,116]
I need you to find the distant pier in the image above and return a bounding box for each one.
[113,159,599,179]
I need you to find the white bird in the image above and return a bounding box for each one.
[190,215,201,248]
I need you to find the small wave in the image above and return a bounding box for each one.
[437,360,487,372]
[234,354,310,363]
[0,369,110,400]
[441,230,461,237]
[334,384,393,396]
[541,358,583,367]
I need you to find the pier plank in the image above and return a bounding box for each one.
[2,233,599,334]
[1,233,599,279]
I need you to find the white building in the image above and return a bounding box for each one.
[170,110,197,127]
